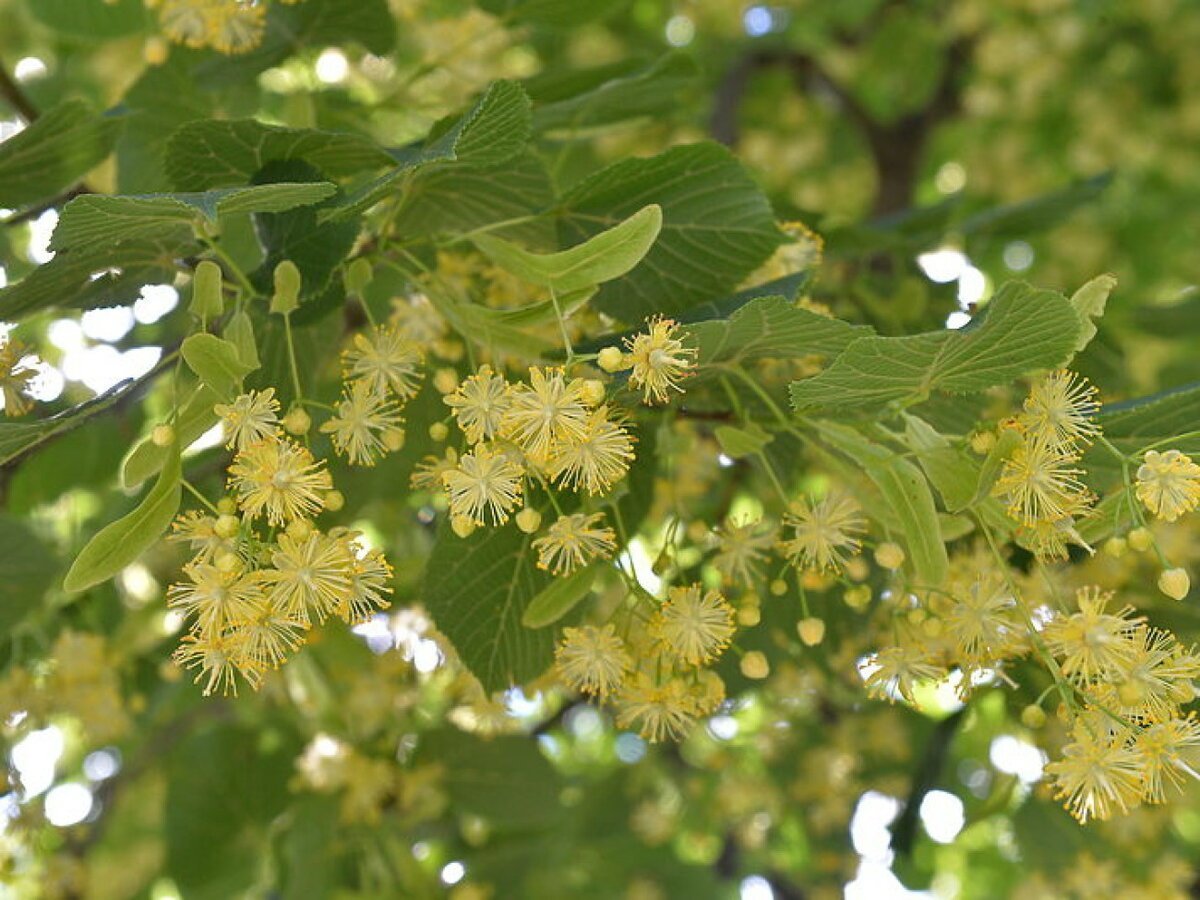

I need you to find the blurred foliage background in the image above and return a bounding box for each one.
[2,1,1200,898]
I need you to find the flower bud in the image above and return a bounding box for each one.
[843,585,872,610]
[383,428,406,451]
[597,347,626,373]
[874,542,906,571]
[1127,526,1154,552]
[429,422,449,442]
[1159,567,1190,601]
[737,605,761,627]
[151,424,175,447]
[741,651,770,680]
[515,507,542,533]
[282,407,311,435]
[1020,705,1046,729]
[324,490,345,512]
[797,617,826,646]
[217,497,237,515]
[287,518,313,541]
[214,514,240,539]
[434,368,459,395]
[215,551,242,573]
[769,578,788,597]
[1102,536,1127,558]
[581,379,606,406]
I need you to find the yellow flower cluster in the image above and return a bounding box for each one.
[145,0,303,55]
[167,403,394,695]
[993,369,1099,560]
[554,583,736,742]
[0,334,37,417]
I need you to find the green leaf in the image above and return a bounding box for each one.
[1068,273,1116,354]
[30,0,148,37]
[1083,382,1200,480]
[49,183,335,253]
[0,235,189,320]
[63,439,182,593]
[422,514,558,693]
[122,384,222,488]
[789,282,1082,414]
[522,565,599,628]
[902,415,979,513]
[531,54,698,133]
[691,295,871,371]
[225,311,261,369]
[557,142,784,322]
[814,421,949,586]
[0,100,123,209]
[0,516,58,641]
[164,119,393,191]
[181,334,257,401]
[472,204,661,293]
[416,731,563,830]
[960,173,1112,242]
[330,81,535,225]
[714,422,773,459]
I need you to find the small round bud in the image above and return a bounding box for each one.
[287,518,313,541]
[1159,567,1190,601]
[740,651,770,679]
[383,428,406,452]
[737,605,761,627]
[844,557,869,582]
[1128,527,1154,552]
[1102,536,1127,558]
[434,368,460,395]
[217,497,237,515]
[581,379,606,406]
[843,585,872,610]
[451,515,477,539]
[214,514,240,539]
[214,551,241,573]
[906,608,926,625]
[874,542,906,571]
[515,507,542,534]
[1118,681,1144,708]
[921,617,943,638]
[324,490,345,512]
[597,347,626,373]
[797,617,826,646]
[151,424,175,447]
[769,578,788,597]
[429,422,449,442]
[1020,705,1046,729]
[741,592,761,609]
[282,407,311,435]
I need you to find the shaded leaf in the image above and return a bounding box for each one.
[0,516,58,640]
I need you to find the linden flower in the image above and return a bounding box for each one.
[167,562,263,636]
[1103,627,1200,723]
[616,674,697,742]
[862,646,947,704]
[1046,721,1145,823]
[624,317,697,405]
[445,365,511,444]
[339,535,395,624]
[1019,369,1101,447]
[548,406,635,495]
[0,335,36,417]
[320,380,404,466]
[158,0,210,48]
[238,597,307,670]
[173,630,258,697]
[228,437,332,526]
[777,493,865,572]
[501,367,590,464]
[262,530,355,626]
[206,2,266,55]
[410,447,458,492]
[1043,586,1144,684]
[214,388,280,451]
[1133,716,1200,804]
[653,584,736,666]
[1135,449,1200,522]
[531,512,616,575]
[711,516,775,586]
[1014,516,1092,562]
[442,444,524,526]
[554,624,632,697]
[992,435,1093,526]
[944,574,1021,663]
[342,326,424,401]
[168,510,235,563]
